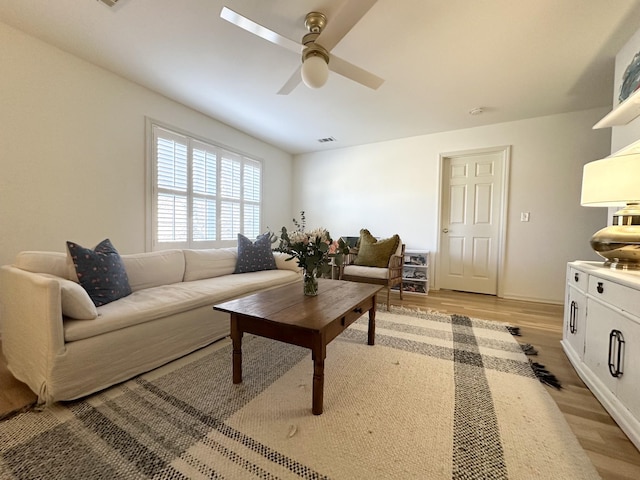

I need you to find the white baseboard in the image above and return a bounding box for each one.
[499,293,563,305]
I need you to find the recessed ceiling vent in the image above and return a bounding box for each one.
[98,0,121,7]
[317,137,336,143]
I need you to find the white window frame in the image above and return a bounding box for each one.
[145,119,263,250]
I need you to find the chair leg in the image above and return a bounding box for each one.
[386,287,391,311]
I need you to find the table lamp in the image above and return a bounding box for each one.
[581,153,640,269]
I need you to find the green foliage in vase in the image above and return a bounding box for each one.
[271,211,350,276]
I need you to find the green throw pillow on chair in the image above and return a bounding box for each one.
[354,229,400,268]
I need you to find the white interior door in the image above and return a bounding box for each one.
[437,148,508,295]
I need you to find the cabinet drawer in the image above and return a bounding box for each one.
[589,276,640,318]
[568,266,588,293]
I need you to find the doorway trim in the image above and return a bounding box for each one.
[434,145,511,297]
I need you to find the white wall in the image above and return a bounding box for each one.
[293,109,610,304]
[0,21,293,267]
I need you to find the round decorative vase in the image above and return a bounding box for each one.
[303,268,319,296]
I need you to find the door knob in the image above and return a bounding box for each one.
[442,228,449,233]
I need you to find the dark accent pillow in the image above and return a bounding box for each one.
[66,239,132,307]
[354,229,400,268]
[234,233,277,274]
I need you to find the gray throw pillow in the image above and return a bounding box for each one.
[234,233,277,273]
[66,239,132,307]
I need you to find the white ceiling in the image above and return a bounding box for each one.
[2,0,640,154]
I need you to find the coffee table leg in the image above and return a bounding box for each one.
[368,297,377,346]
[312,343,326,415]
[231,314,243,384]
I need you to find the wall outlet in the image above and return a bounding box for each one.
[520,212,530,222]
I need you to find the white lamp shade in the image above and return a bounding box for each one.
[301,55,329,89]
[581,154,640,206]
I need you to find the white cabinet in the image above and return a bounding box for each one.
[563,266,587,361]
[562,261,640,449]
[398,250,429,294]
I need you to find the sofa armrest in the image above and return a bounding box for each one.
[0,265,66,403]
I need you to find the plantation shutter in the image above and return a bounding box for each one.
[243,159,261,239]
[154,126,188,243]
[192,140,217,242]
[220,151,241,241]
[150,122,263,249]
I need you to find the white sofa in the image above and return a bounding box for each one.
[0,248,301,404]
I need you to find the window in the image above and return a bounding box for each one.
[149,123,262,249]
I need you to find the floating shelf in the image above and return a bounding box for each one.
[593,88,640,129]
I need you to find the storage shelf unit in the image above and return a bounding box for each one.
[562,261,640,450]
[393,250,429,295]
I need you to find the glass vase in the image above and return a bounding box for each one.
[303,268,318,296]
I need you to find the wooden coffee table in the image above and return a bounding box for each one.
[214,279,382,415]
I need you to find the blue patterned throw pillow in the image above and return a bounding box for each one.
[66,238,132,307]
[234,233,277,274]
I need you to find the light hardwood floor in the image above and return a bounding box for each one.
[1,289,639,479]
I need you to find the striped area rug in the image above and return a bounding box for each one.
[0,308,600,479]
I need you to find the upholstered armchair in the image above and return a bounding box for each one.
[340,229,404,311]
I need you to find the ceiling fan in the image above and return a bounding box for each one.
[220,2,384,94]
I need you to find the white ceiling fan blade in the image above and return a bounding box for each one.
[318,0,378,51]
[329,55,384,90]
[277,65,303,95]
[220,7,301,54]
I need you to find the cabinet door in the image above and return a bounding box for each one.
[584,299,619,395]
[584,298,640,418]
[563,285,587,360]
[614,316,640,420]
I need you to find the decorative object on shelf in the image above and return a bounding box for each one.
[581,153,640,269]
[273,211,349,295]
[594,48,640,129]
[620,50,640,103]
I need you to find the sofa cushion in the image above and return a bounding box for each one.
[13,251,71,279]
[183,248,237,281]
[234,233,276,274]
[63,269,300,342]
[121,250,185,291]
[342,265,390,280]
[67,239,132,307]
[354,229,400,268]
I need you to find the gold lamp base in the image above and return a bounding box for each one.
[590,203,640,270]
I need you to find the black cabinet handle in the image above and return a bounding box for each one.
[597,282,604,294]
[608,329,625,378]
[574,273,579,282]
[354,307,362,314]
[569,300,577,334]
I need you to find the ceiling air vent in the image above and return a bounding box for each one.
[98,0,120,7]
[317,137,336,143]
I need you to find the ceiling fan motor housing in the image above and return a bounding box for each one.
[304,12,326,33]
[302,33,329,64]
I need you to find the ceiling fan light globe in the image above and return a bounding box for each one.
[301,55,329,89]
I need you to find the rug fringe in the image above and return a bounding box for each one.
[520,343,538,356]
[506,326,521,336]
[530,361,562,389]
